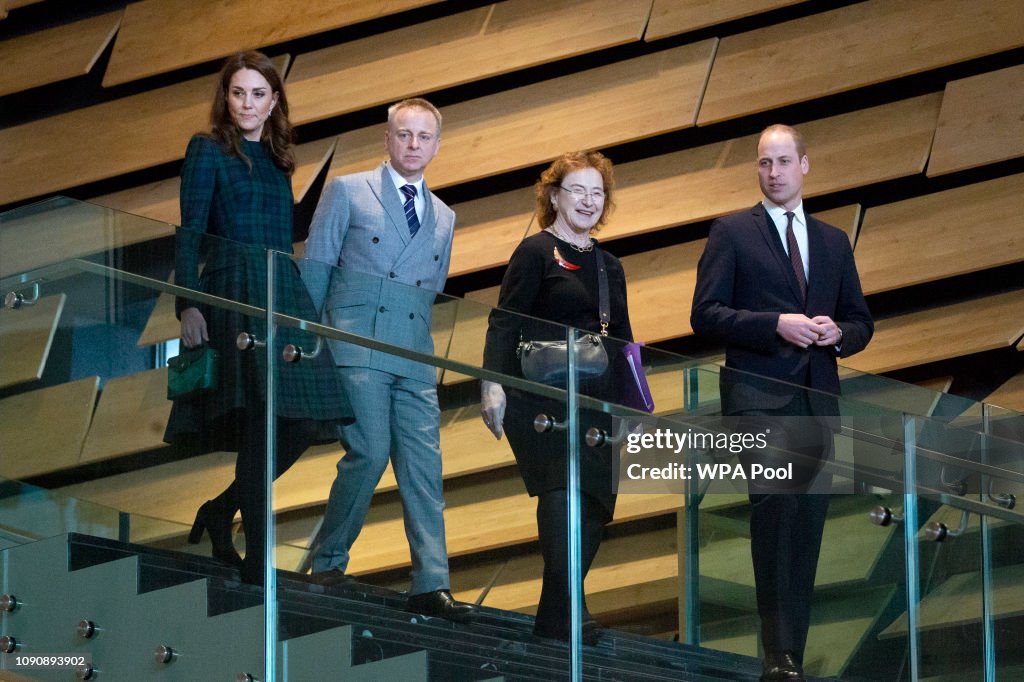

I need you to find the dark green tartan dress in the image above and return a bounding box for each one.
[164,135,352,451]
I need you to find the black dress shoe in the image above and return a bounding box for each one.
[239,559,266,586]
[308,568,356,586]
[534,615,603,645]
[582,616,603,645]
[406,589,476,623]
[761,651,805,681]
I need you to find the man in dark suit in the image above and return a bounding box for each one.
[303,98,474,622]
[691,125,873,681]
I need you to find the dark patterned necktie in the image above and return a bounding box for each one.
[400,184,420,237]
[784,211,807,301]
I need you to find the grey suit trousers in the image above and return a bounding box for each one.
[310,367,450,594]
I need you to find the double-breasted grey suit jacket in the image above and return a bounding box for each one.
[304,164,455,384]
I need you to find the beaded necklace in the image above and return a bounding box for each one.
[546,225,593,253]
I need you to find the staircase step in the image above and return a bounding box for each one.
[880,562,1024,638]
[1,534,841,681]
[703,585,896,679]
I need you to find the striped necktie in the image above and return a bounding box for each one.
[400,184,420,237]
[784,210,807,301]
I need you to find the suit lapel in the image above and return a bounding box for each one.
[420,179,437,237]
[370,164,412,247]
[753,204,805,306]
[805,215,827,301]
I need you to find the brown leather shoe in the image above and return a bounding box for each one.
[761,651,805,681]
[406,589,476,623]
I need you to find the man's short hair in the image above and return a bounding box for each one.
[760,124,805,158]
[388,98,443,135]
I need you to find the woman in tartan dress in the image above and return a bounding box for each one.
[164,51,353,583]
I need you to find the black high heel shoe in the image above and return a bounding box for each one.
[189,499,244,568]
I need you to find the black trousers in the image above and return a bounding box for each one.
[533,488,610,639]
[236,407,316,581]
[737,395,833,662]
[748,492,829,660]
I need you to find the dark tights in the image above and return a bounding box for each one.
[209,407,316,583]
[533,488,610,639]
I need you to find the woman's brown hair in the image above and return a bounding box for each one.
[207,51,295,175]
[534,150,615,230]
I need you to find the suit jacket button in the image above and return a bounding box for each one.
[434,255,439,261]
[416,280,422,286]
[389,272,396,278]
[409,313,414,320]
[372,236,380,244]
[379,306,386,313]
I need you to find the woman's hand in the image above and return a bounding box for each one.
[180,307,209,348]
[480,380,506,440]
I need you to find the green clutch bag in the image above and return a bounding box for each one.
[166,345,219,399]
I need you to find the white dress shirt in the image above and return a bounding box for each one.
[763,199,808,279]
[385,162,425,225]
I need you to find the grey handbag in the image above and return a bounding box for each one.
[517,248,610,386]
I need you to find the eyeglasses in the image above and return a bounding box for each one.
[559,185,605,202]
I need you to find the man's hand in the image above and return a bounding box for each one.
[180,307,209,348]
[776,313,826,349]
[810,315,842,347]
[480,380,506,440]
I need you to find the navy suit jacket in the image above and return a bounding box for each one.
[691,203,873,416]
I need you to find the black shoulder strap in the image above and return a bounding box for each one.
[596,246,609,336]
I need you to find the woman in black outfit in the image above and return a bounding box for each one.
[163,52,353,583]
[480,151,634,641]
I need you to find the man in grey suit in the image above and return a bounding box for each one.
[303,98,474,622]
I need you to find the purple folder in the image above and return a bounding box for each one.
[622,342,655,413]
